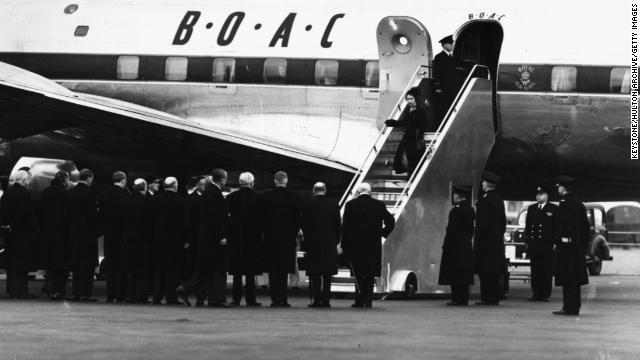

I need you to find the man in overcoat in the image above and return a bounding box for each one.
[341,183,395,308]
[227,172,263,306]
[178,169,233,307]
[1,170,36,298]
[473,171,507,305]
[433,34,458,125]
[553,176,590,316]
[261,171,300,307]
[41,170,70,299]
[151,177,189,305]
[524,186,558,302]
[301,182,341,308]
[122,178,152,303]
[67,169,99,301]
[98,171,129,302]
[438,186,475,306]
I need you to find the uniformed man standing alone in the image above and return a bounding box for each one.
[524,186,558,302]
[553,176,590,316]
[341,183,395,308]
[438,186,475,306]
[473,171,507,305]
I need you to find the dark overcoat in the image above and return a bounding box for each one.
[98,185,129,267]
[341,194,395,277]
[152,191,189,272]
[196,183,229,273]
[121,191,152,272]
[554,193,590,286]
[261,187,300,274]
[227,187,263,275]
[301,195,341,275]
[524,202,559,255]
[473,190,507,275]
[41,181,69,270]
[67,183,99,268]
[1,183,37,272]
[433,50,458,98]
[438,199,475,285]
[389,107,428,150]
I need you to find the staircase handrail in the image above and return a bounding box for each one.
[339,64,431,207]
[389,64,491,214]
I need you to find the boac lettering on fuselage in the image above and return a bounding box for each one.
[172,11,345,48]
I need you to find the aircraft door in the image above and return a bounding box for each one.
[452,20,503,131]
[376,17,432,128]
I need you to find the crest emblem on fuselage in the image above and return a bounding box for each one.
[514,65,536,91]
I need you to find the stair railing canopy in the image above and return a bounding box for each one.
[339,65,431,208]
[389,64,491,216]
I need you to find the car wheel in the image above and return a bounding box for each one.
[588,247,603,276]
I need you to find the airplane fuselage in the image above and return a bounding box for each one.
[0,0,635,199]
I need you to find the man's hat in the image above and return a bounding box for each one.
[452,185,471,195]
[536,185,549,195]
[482,170,501,185]
[439,35,454,44]
[147,174,162,184]
[555,175,575,188]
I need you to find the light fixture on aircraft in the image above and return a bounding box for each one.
[391,34,412,54]
[64,4,78,14]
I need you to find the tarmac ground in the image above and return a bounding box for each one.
[0,274,639,360]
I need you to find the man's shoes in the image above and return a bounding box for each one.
[280,302,292,308]
[165,300,185,306]
[230,301,241,306]
[475,301,499,306]
[319,303,331,308]
[79,297,98,302]
[208,302,235,308]
[246,302,262,307]
[308,302,321,308]
[553,310,579,316]
[176,286,191,307]
[270,302,290,308]
[270,302,280,308]
[194,301,205,307]
[351,303,364,308]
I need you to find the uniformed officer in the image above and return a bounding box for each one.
[341,183,395,308]
[524,186,558,302]
[473,171,507,305]
[553,176,590,316]
[433,34,458,126]
[438,185,475,306]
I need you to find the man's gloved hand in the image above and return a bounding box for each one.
[385,119,397,126]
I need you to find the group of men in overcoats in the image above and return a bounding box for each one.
[438,172,591,315]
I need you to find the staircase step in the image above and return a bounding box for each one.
[367,179,408,189]
[371,192,407,204]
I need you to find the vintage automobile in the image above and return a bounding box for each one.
[504,203,613,278]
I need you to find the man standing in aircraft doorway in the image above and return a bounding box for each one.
[433,35,457,128]
[473,171,507,305]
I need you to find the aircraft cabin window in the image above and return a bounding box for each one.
[165,57,188,81]
[212,58,236,82]
[315,60,339,86]
[74,26,89,37]
[610,67,631,93]
[116,56,139,80]
[365,61,379,87]
[264,58,287,84]
[551,66,577,92]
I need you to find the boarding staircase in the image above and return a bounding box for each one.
[332,64,496,295]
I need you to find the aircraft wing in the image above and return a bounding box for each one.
[0,61,355,173]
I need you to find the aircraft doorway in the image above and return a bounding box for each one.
[452,20,504,131]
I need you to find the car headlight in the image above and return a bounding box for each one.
[503,233,512,242]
